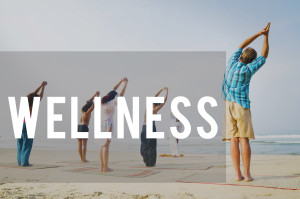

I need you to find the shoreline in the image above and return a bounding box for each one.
[1,148,300,198]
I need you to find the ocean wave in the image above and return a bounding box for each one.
[256,134,300,139]
[253,140,300,144]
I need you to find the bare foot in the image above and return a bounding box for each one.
[235,171,243,181]
[235,176,244,181]
[244,177,254,182]
[102,167,113,172]
[82,160,89,163]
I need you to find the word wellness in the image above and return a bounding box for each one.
[8,96,218,140]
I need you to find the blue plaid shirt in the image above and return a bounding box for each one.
[222,48,266,108]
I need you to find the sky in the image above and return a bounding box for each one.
[0,0,299,134]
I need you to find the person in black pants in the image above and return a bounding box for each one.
[140,87,168,167]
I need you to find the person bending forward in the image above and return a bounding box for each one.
[140,87,168,167]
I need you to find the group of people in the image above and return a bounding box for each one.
[17,23,270,181]
[17,78,180,172]
[78,81,182,170]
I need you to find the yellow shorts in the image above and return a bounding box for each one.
[222,100,255,141]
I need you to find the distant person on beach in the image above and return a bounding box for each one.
[99,78,128,172]
[169,113,183,157]
[17,81,47,166]
[140,87,168,167]
[222,23,270,182]
[77,91,100,163]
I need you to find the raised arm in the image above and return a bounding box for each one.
[155,88,164,97]
[113,78,127,91]
[154,87,168,113]
[261,23,270,58]
[31,81,47,100]
[86,91,100,113]
[238,33,260,49]
[239,23,270,49]
[86,104,94,114]
[31,81,45,95]
[88,91,100,102]
[39,82,46,100]
[162,87,168,104]
[114,78,128,97]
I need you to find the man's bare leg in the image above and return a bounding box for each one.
[240,138,253,182]
[82,139,88,163]
[230,137,243,181]
[77,139,83,163]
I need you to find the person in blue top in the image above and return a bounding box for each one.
[222,23,270,182]
[17,81,47,166]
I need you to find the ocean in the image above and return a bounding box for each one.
[247,132,300,155]
[1,131,300,155]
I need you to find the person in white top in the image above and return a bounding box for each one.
[99,77,128,172]
[169,113,183,157]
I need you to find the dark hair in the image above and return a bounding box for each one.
[82,100,94,112]
[27,93,39,108]
[240,47,257,64]
[153,103,162,107]
[101,90,118,105]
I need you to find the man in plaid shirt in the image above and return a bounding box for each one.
[222,23,270,182]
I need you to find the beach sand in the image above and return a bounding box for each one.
[0,148,300,198]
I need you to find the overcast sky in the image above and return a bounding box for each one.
[0,0,299,134]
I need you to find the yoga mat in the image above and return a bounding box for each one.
[130,164,212,171]
[64,167,160,178]
[0,163,59,170]
[159,154,184,157]
[56,160,98,166]
[177,173,300,190]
